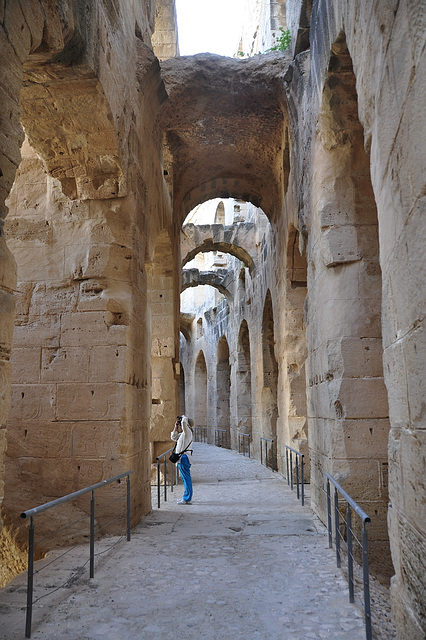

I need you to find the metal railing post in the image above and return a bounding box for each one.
[126,474,131,542]
[155,448,177,508]
[347,504,354,603]
[334,486,341,568]
[25,516,34,638]
[21,470,133,638]
[90,490,95,578]
[284,445,305,506]
[295,456,300,499]
[157,460,161,509]
[326,478,332,549]
[324,471,372,640]
[362,522,372,640]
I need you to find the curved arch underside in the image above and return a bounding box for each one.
[182,240,255,274]
[159,52,291,225]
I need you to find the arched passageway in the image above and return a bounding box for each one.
[159,54,289,224]
[194,351,208,432]
[282,226,308,473]
[261,290,278,470]
[216,336,231,447]
[147,229,179,461]
[234,320,252,449]
[308,31,392,581]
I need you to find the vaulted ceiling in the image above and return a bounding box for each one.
[159,52,291,224]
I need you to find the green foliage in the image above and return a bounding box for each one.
[234,28,291,59]
[267,28,291,52]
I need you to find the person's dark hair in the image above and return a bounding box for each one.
[176,415,182,424]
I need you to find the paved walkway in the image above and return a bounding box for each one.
[0,444,366,639]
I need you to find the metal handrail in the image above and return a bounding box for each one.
[194,426,207,442]
[20,470,133,638]
[325,472,372,640]
[215,429,228,448]
[238,433,251,457]
[155,448,179,508]
[260,436,276,470]
[285,445,305,506]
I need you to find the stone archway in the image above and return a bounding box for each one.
[159,53,289,225]
[216,336,231,448]
[194,351,208,433]
[233,320,252,450]
[147,229,179,462]
[308,31,392,582]
[280,226,308,474]
[261,289,278,469]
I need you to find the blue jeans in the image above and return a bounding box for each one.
[178,454,193,502]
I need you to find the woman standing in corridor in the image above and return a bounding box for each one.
[171,415,193,504]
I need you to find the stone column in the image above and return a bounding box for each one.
[4,143,151,538]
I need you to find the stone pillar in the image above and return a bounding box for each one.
[148,229,180,461]
[0,4,28,531]
[4,143,151,538]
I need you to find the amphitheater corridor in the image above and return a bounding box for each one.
[0,443,380,640]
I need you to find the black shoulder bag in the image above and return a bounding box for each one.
[169,440,193,463]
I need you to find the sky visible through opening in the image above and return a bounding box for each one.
[175,0,244,57]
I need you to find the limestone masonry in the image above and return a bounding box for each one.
[0,2,424,638]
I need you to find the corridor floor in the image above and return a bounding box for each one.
[0,443,366,639]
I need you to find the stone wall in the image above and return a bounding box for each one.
[0,2,424,638]
[287,0,426,634]
[0,1,178,551]
[174,2,425,637]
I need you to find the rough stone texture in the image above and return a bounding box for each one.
[159,50,292,223]
[151,0,179,61]
[0,2,424,639]
[0,0,177,565]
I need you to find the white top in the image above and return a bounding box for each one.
[171,415,193,455]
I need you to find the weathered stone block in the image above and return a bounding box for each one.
[88,345,127,383]
[328,418,390,460]
[389,430,426,534]
[13,316,61,348]
[3,3,31,63]
[0,239,17,292]
[6,422,72,459]
[41,458,105,497]
[0,38,23,100]
[382,341,410,431]
[60,312,128,347]
[55,382,126,421]
[10,347,40,384]
[0,360,12,427]
[333,378,389,419]
[41,347,89,383]
[0,290,15,355]
[321,225,360,267]
[389,511,426,639]
[329,459,383,502]
[71,421,121,458]
[8,384,56,422]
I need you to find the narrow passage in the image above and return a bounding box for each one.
[0,444,365,639]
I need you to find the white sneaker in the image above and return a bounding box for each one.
[177,498,191,504]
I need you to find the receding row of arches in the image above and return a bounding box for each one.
[170,30,392,586]
[1,7,421,633]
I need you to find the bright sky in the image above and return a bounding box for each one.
[175,0,244,57]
